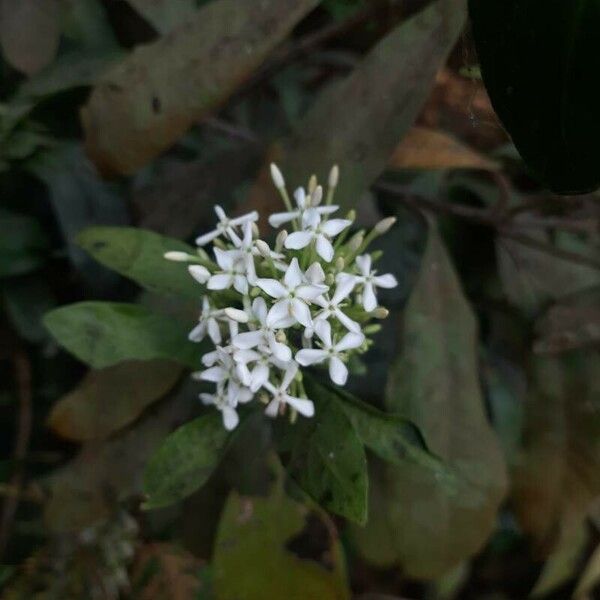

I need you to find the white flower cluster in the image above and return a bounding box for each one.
[165,164,398,430]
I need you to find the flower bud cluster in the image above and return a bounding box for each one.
[165,165,397,430]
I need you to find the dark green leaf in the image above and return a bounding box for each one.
[470,0,600,192]
[143,412,230,510]
[0,209,49,278]
[77,226,201,300]
[44,301,199,369]
[284,389,368,525]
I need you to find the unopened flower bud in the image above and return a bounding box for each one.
[364,324,382,334]
[164,251,190,262]
[294,369,303,382]
[325,273,335,285]
[310,185,323,207]
[335,256,345,271]
[370,250,383,262]
[308,174,317,194]
[374,216,397,235]
[213,238,226,249]
[188,264,210,284]
[373,307,389,319]
[224,307,249,323]
[275,230,287,252]
[255,239,271,258]
[347,232,364,253]
[328,164,339,189]
[196,248,210,261]
[275,330,287,343]
[270,163,285,189]
[345,209,356,221]
[251,222,259,238]
[251,287,261,297]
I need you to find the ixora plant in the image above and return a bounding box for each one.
[164,164,398,431]
[44,164,445,524]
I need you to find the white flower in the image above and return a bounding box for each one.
[263,364,314,418]
[268,187,338,229]
[311,278,360,334]
[196,205,258,246]
[208,248,249,295]
[256,258,328,328]
[231,297,292,362]
[285,209,351,262]
[228,221,259,285]
[200,385,239,430]
[296,320,364,385]
[354,254,398,312]
[188,297,222,344]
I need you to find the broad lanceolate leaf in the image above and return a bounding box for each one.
[511,352,600,551]
[77,226,200,299]
[143,412,231,510]
[284,388,368,524]
[44,302,199,369]
[48,359,183,441]
[470,0,600,193]
[125,0,204,35]
[352,224,507,579]
[213,461,350,600]
[248,0,467,214]
[81,0,319,175]
[0,0,60,75]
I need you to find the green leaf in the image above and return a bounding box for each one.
[469,0,600,193]
[81,0,320,174]
[48,359,183,441]
[125,0,208,34]
[77,226,200,299]
[257,0,467,212]
[351,224,507,578]
[143,412,231,510]
[281,386,368,525]
[213,459,350,600]
[44,301,199,369]
[0,209,49,278]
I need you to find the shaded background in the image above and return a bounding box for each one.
[0,0,599,598]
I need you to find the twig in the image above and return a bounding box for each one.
[375,181,600,270]
[0,350,33,560]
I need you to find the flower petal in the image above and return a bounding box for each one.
[265,399,280,418]
[270,338,292,362]
[315,234,334,262]
[363,281,378,312]
[295,348,328,366]
[213,247,235,270]
[256,278,287,298]
[294,187,307,209]
[355,254,372,277]
[208,273,233,290]
[290,298,313,328]
[222,406,239,430]
[195,229,219,246]
[335,331,365,352]
[334,308,361,333]
[305,262,325,284]
[374,273,398,288]
[281,363,298,390]
[285,395,315,417]
[329,356,348,385]
[188,322,206,342]
[320,218,351,237]
[296,283,328,302]
[252,297,268,324]
[232,330,263,349]
[230,210,259,226]
[200,366,227,383]
[233,274,248,295]
[266,299,292,328]
[207,318,222,344]
[284,231,313,250]
[332,277,355,304]
[314,319,332,348]
[268,211,299,228]
[250,363,269,392]
[284,257,303,289]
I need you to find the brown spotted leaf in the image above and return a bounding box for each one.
[48,359,182,441]
[351,224,507,579]
[81,0,319,175]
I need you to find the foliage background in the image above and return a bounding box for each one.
[0,0,599,598]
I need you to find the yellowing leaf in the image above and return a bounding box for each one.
[81,0,319,175]
[352,224,507,579]
[388,126,498,171]
[48,359,182,441]
[511,353,600,551]
[213,461,350,600]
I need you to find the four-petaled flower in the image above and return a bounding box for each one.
[285,209,351,262]
[208,248,249,295]
[256,258,328,328]
[264,364,315,418]
[188,297,222,344]
[268,187,338,228]
[353,254,398,312]
[196,205,258,246]
[296,320,364,385]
